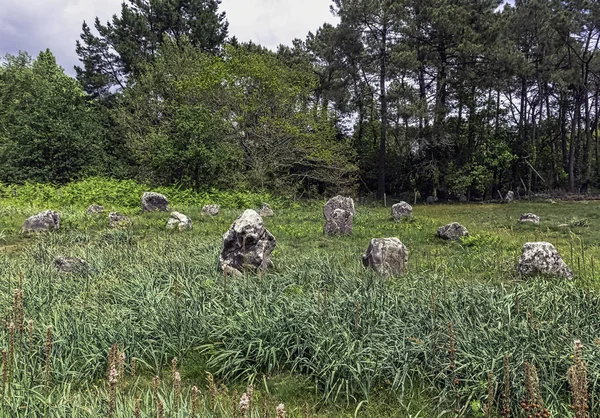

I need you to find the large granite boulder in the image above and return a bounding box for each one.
[323,196,355,219]
[259,203,274,217]
[109,212,130,228]
[54,256,88,274]
[520,213,540,224]
[504,191,514,203]
[22,210,60,232]
[219,209,276,275]
[86,204,104,214]
[362,238,408,276]
[391,202,413,221]
[202,204,220,216]
[324,208,353,235]
[437,222,468,240]
[167,212,192,230]
[141,192,168,212]
[518,242,573,279]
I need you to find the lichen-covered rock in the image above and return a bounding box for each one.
[259,203,274,217]
[202,204,220,216]
[362,238,408,276]
[167,212,192,230]
[520,213,540,224]
[86,204,104,214]
[504,191,514,203]
[219,209,276,275]
[518,242,573,279]
[141,192,168,212]
[324,208,353,235]
[22,210,60,232]
[54,256,87,273]
[391,202,412,220]
[437,222,468,240]
[323,195,355,219]
[109,212,130,228]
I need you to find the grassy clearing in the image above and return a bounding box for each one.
[1,189,600,416]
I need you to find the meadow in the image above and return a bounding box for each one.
[0,180,599,417]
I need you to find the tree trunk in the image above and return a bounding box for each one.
[377,23,387,199]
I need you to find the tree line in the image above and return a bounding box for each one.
[1,0,599,200]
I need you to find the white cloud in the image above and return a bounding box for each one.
[0,0,337,75]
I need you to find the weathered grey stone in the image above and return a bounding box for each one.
[437,222,468,240]
[520,213,540,224]
[141,192,168,212]
[22,210,60,232]
[202,204,220,216]
[362,238,408,276]
[504,191,514,203]
[109,212,130,228]
[219,209,276,275]
[391,201,412,220]
[324,208,353,235]
[323,195,355,219]
[167,212,192,230]
[259,203,274,217]
[86,204,104,214]
[54,256,87,273]
[426,196,438,204]
[518,242,573,279]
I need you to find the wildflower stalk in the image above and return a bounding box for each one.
[568,340,589,418]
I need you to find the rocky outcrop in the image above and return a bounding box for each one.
[518,242,573,279]
[362,238,408,276]
[219,209,276,275]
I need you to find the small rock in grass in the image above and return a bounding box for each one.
[202,204,220,216]
[219,209,276,275]
[141,192,168,212]
[54,256,87,273]
[520,213,540,224]
[437,222,468,240]
[391,201,412,221]
[109,212,130,228]
[518,242,573,279]
[167,211,192,230]
[362,238,408,276]
[22,210,60,232]
[504,191,514,203]
[324,208,353,235]
[426,196,438,204]
[259,203,274,217]
[323,195,355,219]
[86,204,104,214]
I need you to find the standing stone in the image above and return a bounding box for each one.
[22,210,60,232]
[202,204,220,216]
[109,212,130,228]
[520,213,540,224]
[259,203,274,217]
[437,222,468,240]
[504,191,514,203]
[362,238,408,276]
[518,242,573,279]
[54,256,87,273]
[86,204,104,214]
[391,201,412,220]
[141,192,168,212]
[167,212,192,230]
[219,209,276,275]
[426,196,438,204]
[324,208,353,235]
[323,195,355,219]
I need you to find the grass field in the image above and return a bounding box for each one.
[1,189,600,417]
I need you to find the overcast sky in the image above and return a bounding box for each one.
[0,0,338,76]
